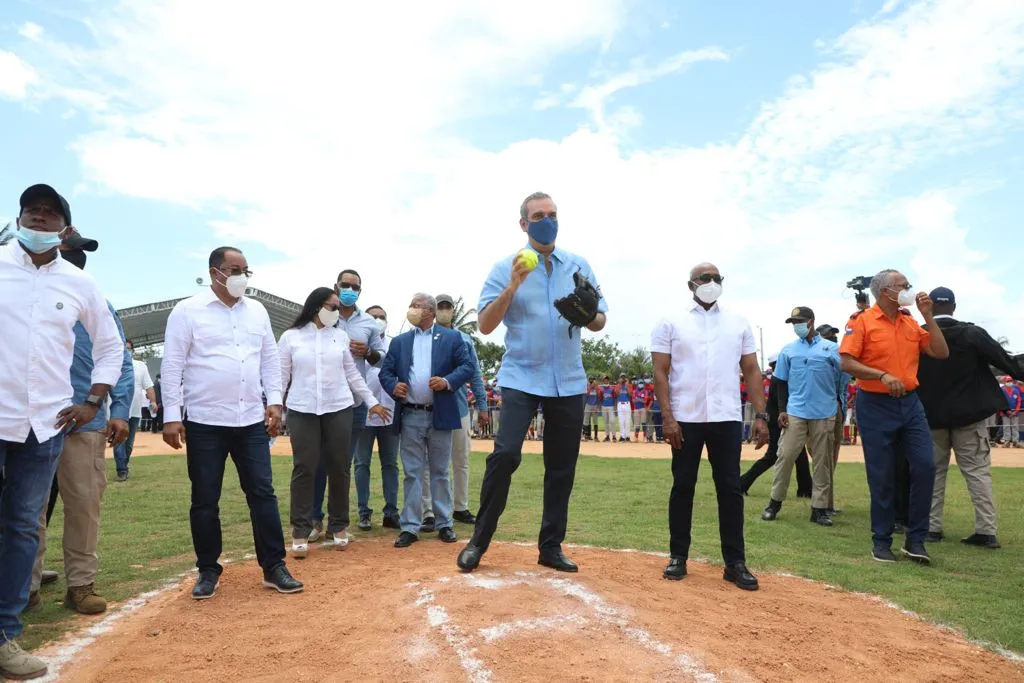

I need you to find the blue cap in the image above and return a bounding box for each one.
[929,286,955,304]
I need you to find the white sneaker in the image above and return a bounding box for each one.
[326,531,351,550]
[307,521,323,543]
[291,540,309,559]
[0,639,48,680]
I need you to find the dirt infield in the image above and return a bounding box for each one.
[44,540,1022,682]
[125,432,1024,467]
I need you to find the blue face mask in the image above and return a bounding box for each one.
[338,288,360,307]
[793,322,810,339]
[16,224,65,254]
[527,217,558,246]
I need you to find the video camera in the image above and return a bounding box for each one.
[846,276,872,292]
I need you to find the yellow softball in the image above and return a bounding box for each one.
[516,248,539,271]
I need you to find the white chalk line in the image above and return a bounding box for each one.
[479,614,589,643]
[415,586,493,683]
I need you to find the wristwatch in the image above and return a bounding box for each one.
[754,412,769,422]
[85,394,103,408]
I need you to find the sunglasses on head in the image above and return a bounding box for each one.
[337,282,361,292]
[693,274,724,284]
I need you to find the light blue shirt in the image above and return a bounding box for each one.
[455,330,488,417]
[478,246,607,398]
[774,334,842,420]
[407,325,435,405]
[72,301,134,432]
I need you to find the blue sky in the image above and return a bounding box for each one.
[2,0,1023,356]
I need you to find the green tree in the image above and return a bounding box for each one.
[451,296,479,342]
[582,336,621,379]
[475,341,505,379]
[618,345,653,379]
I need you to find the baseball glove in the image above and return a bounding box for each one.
[554,270,602,336]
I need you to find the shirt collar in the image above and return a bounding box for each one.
[201,287,245,309]
[414,324,435,336]
[528,244,565,264]
[690,299,720,313]
[933,314,954,320]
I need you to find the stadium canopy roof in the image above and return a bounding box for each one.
[117,288,301,346]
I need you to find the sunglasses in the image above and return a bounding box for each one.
[337,282,362,292]
[693,274,724,284]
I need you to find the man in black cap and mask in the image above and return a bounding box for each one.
[918,286,1023,549]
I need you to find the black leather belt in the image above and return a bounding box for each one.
[404,403,434,411]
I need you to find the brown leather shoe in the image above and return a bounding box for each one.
[65,584,107,614]
[22,591,41,614]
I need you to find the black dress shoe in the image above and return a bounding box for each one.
[453,510,477,524]
[191,571,220,600]
[925,531,944,543]
[961,533,1001,549]
[394,531,418,548]
[438,527,457,543]
[825,507,843,516]
[723,562,759,591]
[382,514,400,529]
[663,557,686,581]
[457,543,483,572]
[761,499,782,521]
[809,508,834,527]
[263,565,304,593]
[538,550,578,573]
[420,516,436,533]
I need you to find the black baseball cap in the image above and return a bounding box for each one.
[20,184,72,226]
[436,294,455,307]
[816,324,839,338]
[785,306,815,323]
[930,286,955,304]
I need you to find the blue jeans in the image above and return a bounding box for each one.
[856,390,936,547]
[312,403,366,523]
[398,408,454,535]
[354,424,400,518]
[0,430,64,641]
[113,417,140,474]
[184,421,286,574]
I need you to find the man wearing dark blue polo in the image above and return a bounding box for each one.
[457,191,608,573]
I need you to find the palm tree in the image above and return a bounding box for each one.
[452,296,480,344]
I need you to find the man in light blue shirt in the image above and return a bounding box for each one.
[29,238,134,616]
[762,307,843,527]
[421,294,489,529]
[457,191,608,574]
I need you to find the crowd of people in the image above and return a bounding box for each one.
[2,184,1023,680]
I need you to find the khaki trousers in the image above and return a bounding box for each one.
[32,430,108,591]
[828,411,843,509]
[930,421,996,535]
[771,415,836,509]
[423,414,471,515]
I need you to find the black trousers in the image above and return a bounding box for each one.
[669,421,746,565]
[739,417,812,495]
[472,389,584,553]
[184,421,286,575]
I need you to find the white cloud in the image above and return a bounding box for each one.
[0,50,37,99]
[18,22,45,41]
[14,0,1024,356]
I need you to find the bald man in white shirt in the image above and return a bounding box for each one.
[161,246,302,600]
[651,262,768,591]
[0,184,124,681]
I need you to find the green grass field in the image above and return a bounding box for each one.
[21,452,1024,656]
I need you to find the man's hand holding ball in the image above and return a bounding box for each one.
[509,249,538,291]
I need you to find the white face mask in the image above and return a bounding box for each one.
[217,269,249,298]
[693,282,722,305]
[318,307,340,327]
[897,288,915,308]
[373,318,387,335]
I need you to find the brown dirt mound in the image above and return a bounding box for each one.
[46,540,1022,682]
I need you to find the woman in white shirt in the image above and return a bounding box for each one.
[279,287,389,557]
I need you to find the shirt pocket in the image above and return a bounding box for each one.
[244,324,267,356]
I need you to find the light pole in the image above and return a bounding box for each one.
[757,325,765,369]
